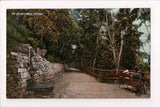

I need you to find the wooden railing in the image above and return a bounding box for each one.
[78,66,150,93]
[78,66,119,82]
[83,67,135,72]
[78,66,150,83]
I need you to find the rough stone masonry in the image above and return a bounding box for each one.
[7,44,66,98]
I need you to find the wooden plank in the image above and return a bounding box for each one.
[87,67,135,72]
[80,66,149,74]
[79,66,149,82]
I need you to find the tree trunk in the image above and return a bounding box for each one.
[117,39,124,72]
[92,49,98,68]
[92,34,99,68]
[106,13,126,74]
[62,49,68,58]
[106,14,118,71]
[60,43,65,56]
[40,34,44,44]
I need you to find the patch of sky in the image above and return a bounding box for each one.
[133,19,150,56]
[109,8,119,14]
[133,17,150,63]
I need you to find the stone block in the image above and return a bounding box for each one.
[19,79,27,84]
[17,55,22,59]
[20,82,27,88]
[20,62,24,67]
[20,72,30,79]
[24,60,29,63]
[11,67,18,74]
[11,52,17,56]
[18,92,24,98]
[7,88,14,94]
[23,63,29,69]
[11,92,18,98]
[15,86,21,90]
[8,85,15,91]
[32,62,35,65]
[23,56,29,60]
[17,58,22,63]
[7,76,14,82]
[18,68,26,73]
[15,75,21,80]
[7,80,16,87]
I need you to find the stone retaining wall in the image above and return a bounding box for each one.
[7,44,66,98]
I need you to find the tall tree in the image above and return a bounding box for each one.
[105,9,140,72]
[79,9,106,67]
[7,9,82,64]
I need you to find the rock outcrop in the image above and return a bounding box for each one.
[7,44,66,98]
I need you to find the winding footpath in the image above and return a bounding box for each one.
[53,71,150,98]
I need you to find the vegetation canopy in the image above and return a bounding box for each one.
[7,8,150,73]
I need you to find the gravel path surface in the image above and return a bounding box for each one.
[53,71,150,98]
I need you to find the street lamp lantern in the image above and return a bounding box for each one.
[71,44,77,50]
[71,44,77,67]
[71,44,77,54]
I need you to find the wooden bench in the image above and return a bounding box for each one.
[118,72,144,93]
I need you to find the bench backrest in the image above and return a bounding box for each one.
[118,72,133,84]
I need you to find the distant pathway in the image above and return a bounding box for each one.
[53,71,150,98]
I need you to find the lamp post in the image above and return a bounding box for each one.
[71,44,77,68]
[71,44,77,54]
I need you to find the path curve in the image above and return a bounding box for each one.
[53,71,150,98]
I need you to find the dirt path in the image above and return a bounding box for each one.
[53,71,150,98]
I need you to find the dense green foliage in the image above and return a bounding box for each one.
[74,9,150,71]
[7,9,82,64]
[7,9,150,71]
